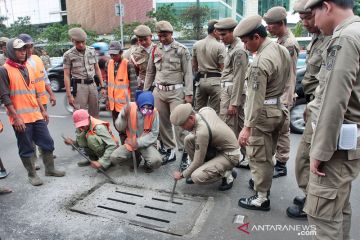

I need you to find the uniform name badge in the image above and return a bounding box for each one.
[338,124,357,150]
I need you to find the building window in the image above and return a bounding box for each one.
[258,0,290,16]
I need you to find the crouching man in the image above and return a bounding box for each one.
[171,103,238,191]
[64,109,118,170]
[110,91,162,173]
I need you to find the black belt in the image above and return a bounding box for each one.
[199,72,222,78]
[305,94,315,103]
[74,79,94,84]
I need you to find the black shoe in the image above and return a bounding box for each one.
[158,141,167,155]
[161,149,176,165]
[286,205,307,219]
[180,152,189,172]
[186,177,194,184]
[238,194,270,211]
[248,178,270,196]
[293,196,306,207]
[273,161,287,178]
[218,170,237,191]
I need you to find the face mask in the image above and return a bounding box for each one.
[140,108,153,116]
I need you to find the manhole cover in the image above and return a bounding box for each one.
[71,183,210,236]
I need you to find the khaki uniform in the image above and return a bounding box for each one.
[192,35,226,114]
[123,45,137,60]
[63,46,99,117]
[295,33,331,194]
[245,38,290,193]
[275,29,300,164]
[220,37,248,138]
[0,53,6,66]
[182,107,240,183]
[40,55,51,70]
[303,16,360,240]
[144,40,193,150]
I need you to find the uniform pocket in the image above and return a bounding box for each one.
[88,57,96,65]
[246,136,266,162]
[72,60,83,68]
[169,57,181,71]
[265,108,282,118]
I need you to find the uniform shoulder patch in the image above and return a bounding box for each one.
[250,67,260,90]
[286,45,295,57]
[326,45,342,71]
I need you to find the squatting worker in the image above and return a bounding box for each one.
[235,15,291,211]
[286,0,332,220]
[171,103,238,191]
[192,19,226,114]
[63,27,106,118]
[0,38,65,186]
[303,1,360,239]
[143,20,193,166]
[64,109,118,170]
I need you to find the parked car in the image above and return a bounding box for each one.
[48,61,64,92]
[290,67,306,134]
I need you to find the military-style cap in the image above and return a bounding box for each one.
[208,19,218,27]
[155,21,173,32]
[263,6,287,23]
[170,103,193,126]
[234,15,263,37]
[304,0,323,9]
[0,37,9,43]
[214,18,237,30]
[108,41,122,55]
[12,38,26,49]
[68,27,87,41]
[134,25,152,37]
[293,0,311,13]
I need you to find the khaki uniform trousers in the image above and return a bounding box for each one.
[185,134,238,184]
[275,105,290,163]
[153,87,186,150]
[295,108,312,194]
[110,145,162,169]
[75,83,99,118]
[304,149,360,240]
[247,108,286,193]
[195,77,221,114]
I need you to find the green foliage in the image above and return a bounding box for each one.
[180,5,211,40]
[293,21,303,37]
[113,21,155,44]
[4,16,39,39]
[354,0,360,16]
[146,4,181,31]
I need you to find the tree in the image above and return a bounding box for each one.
[146,4,181,31]
[5,16,38,39]
[354,0,360,16]
[293,21,304,37]
[180,4,211,40]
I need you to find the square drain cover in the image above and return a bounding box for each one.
[71,183,210,236]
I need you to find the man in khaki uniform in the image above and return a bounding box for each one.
[130,25,156,90]
[63,27,106,118]
[303,1,360,239]
[286,0,331,219]
[171,103,238,190]
[215,18,249,167]
[123,36,138,60]
[236,15,290,211]
[0,37,9,66]
[144,21,193,165]
[264,6,300,178]
[192,20,226,114]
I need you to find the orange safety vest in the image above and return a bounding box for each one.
[0,120,3,132]
[125,102,156,151]
[4,63,43,125]
[107,58,130,112]
[86,117,119,145]
[28,55,48,105]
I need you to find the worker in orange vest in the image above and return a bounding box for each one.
[107,41,138,143]
[110,91,162,173]
[0,38,65,186]
[63,109,118,169]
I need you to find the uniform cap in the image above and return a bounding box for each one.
[68,27,87,41]
[304,0,323,9]
[263,6,287,23]
[108,41,122,55]
[170,103,193,126]
[0,37,9,43]
[18,33,33,44]
[214,18,237,30]
[134,25,152,37]
[293,0,312,13]
[208,19,218,27]
[136,91,154,108]
[73,109,90,128]
[12,39,26,49]
[155,21,174,32]
[234,15,263,37]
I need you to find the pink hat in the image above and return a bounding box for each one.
[73,109,90,128]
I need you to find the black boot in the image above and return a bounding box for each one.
[273,161,287,178]
[158,141,167,155]
[179,152,189,172]
[161,149,176,165]
[186,177,194,184]
[218,170,237,191]
[286,205,307,219]
[249,178,270,196]
[238,193,270,211]
[293,196,306,206]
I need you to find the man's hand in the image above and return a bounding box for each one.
[90,161,102,169]
[310,159,325,177]
[64,137,75,145]
[50,94,56,106]
[100,88,106,96]
[125,138,138,150]
[238,127,251,147]
[13,116,26,132]
[105,100,110,111]
[67,95,76,108]
[173,171,183,180]
[41,110,49,122]
[185,95,193,104]
[227,105,237,115]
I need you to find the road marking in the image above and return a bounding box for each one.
[0,111,69,118]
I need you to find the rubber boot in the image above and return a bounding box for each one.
[20,157,43,186]
[42,152,65,177]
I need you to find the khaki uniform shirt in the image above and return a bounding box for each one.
[220,37,248,106]
[182,107,239,178]
[123,45,137,60]
[0,53,6,66]
[277,29,300,107]
[144,40,193,95]
[302,33,331,97]
[40,55,51,70]
[130,42,156,82]
[63,46,98,80]
[310,16,360,162]
[192,35,226,73]
[244,38,291,128]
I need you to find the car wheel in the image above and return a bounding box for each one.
[50,78,61,92]
[290,103,306,134]
[63,94,74,113]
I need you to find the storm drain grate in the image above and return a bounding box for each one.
[71,183,209,236]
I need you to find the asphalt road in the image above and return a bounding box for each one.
[1,92,359,240]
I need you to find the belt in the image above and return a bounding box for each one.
[221,81,233,88]
[305,94,315,103]
[264,98,278,105]
[156,83,183,91]
[74,78,94,84]
[199,72,222,78]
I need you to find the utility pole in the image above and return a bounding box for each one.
[119,0,124,47]
[196,0,201,40]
